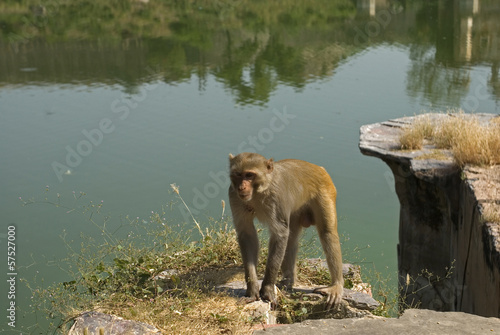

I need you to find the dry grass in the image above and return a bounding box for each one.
[399,113,500,167]
[399,114,434,150]
[31,221,261,335]
[483,204,500,224]
[92,277,256,335]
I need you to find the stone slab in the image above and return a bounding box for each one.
[254,309,500,334]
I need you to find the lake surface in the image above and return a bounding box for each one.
[1,0,499,330]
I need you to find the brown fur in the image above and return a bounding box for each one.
[228,152,344,308]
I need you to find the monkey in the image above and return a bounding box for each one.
[228,152,344,309]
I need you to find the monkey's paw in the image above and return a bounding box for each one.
[245,281,260,301]
[313,284,343,309]
[259,284,277,309]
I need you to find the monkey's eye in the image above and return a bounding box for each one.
[244,172,255,179]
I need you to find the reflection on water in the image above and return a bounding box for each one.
[2,0,500,106]
[1,0,499,330]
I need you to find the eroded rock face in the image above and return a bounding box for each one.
[359,114,500,317]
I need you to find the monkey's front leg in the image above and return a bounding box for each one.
[260,223,289,306]
[236,224,260,300]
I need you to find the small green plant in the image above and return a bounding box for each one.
[398,261,456,315]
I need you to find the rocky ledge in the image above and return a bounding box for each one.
[359,113,500,317]
[254,308,500,334]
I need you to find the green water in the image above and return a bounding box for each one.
[1,0,499,331]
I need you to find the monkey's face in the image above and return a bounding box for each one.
[230,171,256,201]
[229,152,274,202]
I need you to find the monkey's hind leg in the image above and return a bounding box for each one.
[279,217,303,291]
[312,197,344,309]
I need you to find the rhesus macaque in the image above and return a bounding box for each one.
[228,152,344,308]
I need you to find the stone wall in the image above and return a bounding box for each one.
[359,114,500,317]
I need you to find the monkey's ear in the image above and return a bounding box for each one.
[266,158,274,173]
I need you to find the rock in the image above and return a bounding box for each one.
[359,113,500,317]
[68,311,161,335]
[343,289,380,310]
[276,294,375,324]
[253,308,500,334]
[243,300,277,324]
[217,279,379,324]
[216,280,250,298]
[216,262,380,325]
